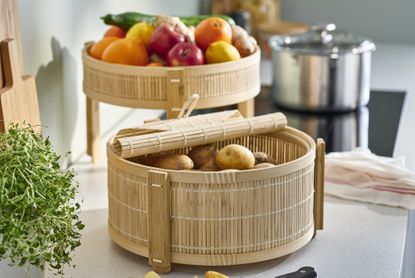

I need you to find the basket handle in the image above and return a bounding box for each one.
[148,170,171,273]
[313,138,325,236]
[177,93,199,119]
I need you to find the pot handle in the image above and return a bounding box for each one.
[313,138,325,236]
[310,23,336,44]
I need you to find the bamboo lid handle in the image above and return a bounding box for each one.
[177,94,199,119]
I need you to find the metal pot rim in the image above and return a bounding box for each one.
[269,35,376,56]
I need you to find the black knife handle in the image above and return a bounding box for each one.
[274,266,317,278]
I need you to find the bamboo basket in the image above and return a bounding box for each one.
[82,43,260,112]
[107,111,325,273]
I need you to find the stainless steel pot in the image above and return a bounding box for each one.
[269,23,376,112]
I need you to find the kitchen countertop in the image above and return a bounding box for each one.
[42,42,414,278]
[48,197,406,278]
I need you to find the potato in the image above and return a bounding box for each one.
[137,151,174,166]
[253,162,275,169]
[153,153,194,170]
[253,152,277,165]
[199,164,221,171]
[188,144,217,169]
[216,144,255,170]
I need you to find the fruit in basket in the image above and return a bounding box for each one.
[195,17,232,51]
[126,22,155,47]
[101,12,235,31]
[205,271,229,278]
[188,144,217,168]
[103,25,126,38]
[216,144,255,170]
[146,62,163,67]
[102,38,149,66]
[231,25,257,57]
[205,41,240,64]
[166,42,204,66]
[153,153,194,170]
[149,54,166,66]
[156,15,195,42]
[149,24,186,58]
[89,37,119,60]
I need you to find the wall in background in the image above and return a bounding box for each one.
[18,0,200,164]
[280,0,415,44]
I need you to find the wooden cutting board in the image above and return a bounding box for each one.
[0,0,41,133]
[0,39,41,132]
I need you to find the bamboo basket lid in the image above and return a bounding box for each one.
[115,110,243,140]
[113,112,287,158]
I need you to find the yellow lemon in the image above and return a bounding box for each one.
[126,22,155,47]
[205,41,240,64]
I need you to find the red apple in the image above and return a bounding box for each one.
[149,24,186,58]
[167,42,204,66]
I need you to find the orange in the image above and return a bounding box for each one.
[102,38,149,66]
[195,17,232,51]
[103,26,126,38]
[89,37,119,60]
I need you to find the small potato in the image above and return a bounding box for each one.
[216,144,255,170]
[137,151,174,166]
[253,152,277,165]
[199,164,221,171]
[153,153,194,170]
[253,163,275,169]
[188,144,217,169]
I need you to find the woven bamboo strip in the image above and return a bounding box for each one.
[115,110,242,139]
[114,113,287,158]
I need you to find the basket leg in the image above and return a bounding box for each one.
[314,138,325,237]
[148,170,171,273]
[238,98,255,117]
[86,96,100,163]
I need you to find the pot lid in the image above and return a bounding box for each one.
[269,23,376,56]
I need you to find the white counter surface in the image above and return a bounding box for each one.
[41,42,414,278]
[45,197,407,278]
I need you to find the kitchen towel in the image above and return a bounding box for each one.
[325,148,415,209]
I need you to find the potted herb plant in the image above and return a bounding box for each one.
[0,125,84,277]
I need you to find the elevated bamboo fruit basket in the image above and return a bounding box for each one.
[82,44,260,112]
[106,99,325,273]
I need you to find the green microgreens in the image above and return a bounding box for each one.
[0,124,84,276]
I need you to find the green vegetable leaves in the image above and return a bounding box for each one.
[0,125,84,276]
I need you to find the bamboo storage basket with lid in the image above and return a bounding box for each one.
[106,99,325,273]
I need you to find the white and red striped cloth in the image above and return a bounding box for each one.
[325,148,415,209]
